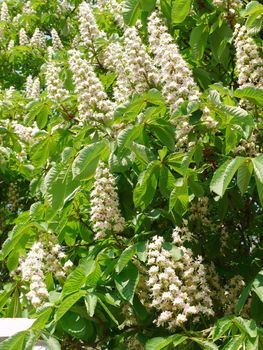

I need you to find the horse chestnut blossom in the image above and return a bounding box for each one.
[90,162,125,239]
[104,26,159,104]
[26,75,40,99]
[45,57,68,100]
[18,232,73,308]
[97,0,125,29]
[0,2,10,22]
[78,1,105,51]
[69,49,114,124]
[51,28,63,50]
[148,11,200,113]
[234,24,263,88]
[146,234,214,329]
[30,28,46,49]
[19,28,29,46]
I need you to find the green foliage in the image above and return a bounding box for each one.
[0,0,262,349]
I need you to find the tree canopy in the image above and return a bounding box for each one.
[0,0,263,349]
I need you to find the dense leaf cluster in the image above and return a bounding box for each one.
[0,0,263,349]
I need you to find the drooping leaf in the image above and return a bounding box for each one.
[210,157,246,197]
[133,160,160,210]
[123,0,141,26]
[172,0,192,23]
[115,245,137,273]
[115,261,139,303]
[145,334,187,350]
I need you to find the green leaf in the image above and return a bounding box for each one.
[221,334,244,350]
[115,245,137,273]
[139,0,156,12]
[115,261,139,303]
[159,165,176,198]
[145,334,187,350]
[237,162,253,195]
[31,307,53,330]
[0,331,28,350]
[242,1,263,17]
[97,298,119,325]
[55,291,86,322]
[212,316,234,341]
[172,0,192,23]
[251,271,263,302]
[85,293,97,317]
[252,156,263,206]
[191,338,219,350]
[252,155,263,183]
[236,281,253,315]
[60,311,87,339]
[30,137,50,167]
[234,317,257,338]
[123,0,141,26]
[169,178,188,214]
[235,87,263,107]
[190,25,209,60]
[72,141,108,179]
[62,260,96,297]
[133,160,160,210]
[244,336,259,350]
[210,157,246,197]
[149,119,175,151]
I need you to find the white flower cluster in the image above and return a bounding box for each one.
[90,161,125,239]
[5,86,15,99]
[148,11,200,113]
[19,241,49,308]
[0,2,10,22]
[45,59,68,100]
[26,75,40,99]
[12,120,39,143]
[106,26,159,103]
[51,28,63,51]
[19,28,29,46]
[146,234,214,329]
[189,197,210,224]
[234,25,263,88]
[97,0,125,28]
[30,28,46,49]
[18,233,73,308]
[69,49,114,124]
[7,40,14,50]
[78,2,105,49]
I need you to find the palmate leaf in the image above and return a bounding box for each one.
[55,291,86,322]
[190,25,209,61]
[133,160,160,210]
[72,141,109,179]
[172,0,192,23]
[115,261,139,303]
[61,260,96,297]
[221,334,244,350]
[115,244,137,273]
[191,338,219,350]
[123,0,141,26]
[145,334,187,350]
[0,331,28,350]
[210,157,246,197]
[235,87,263,107]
